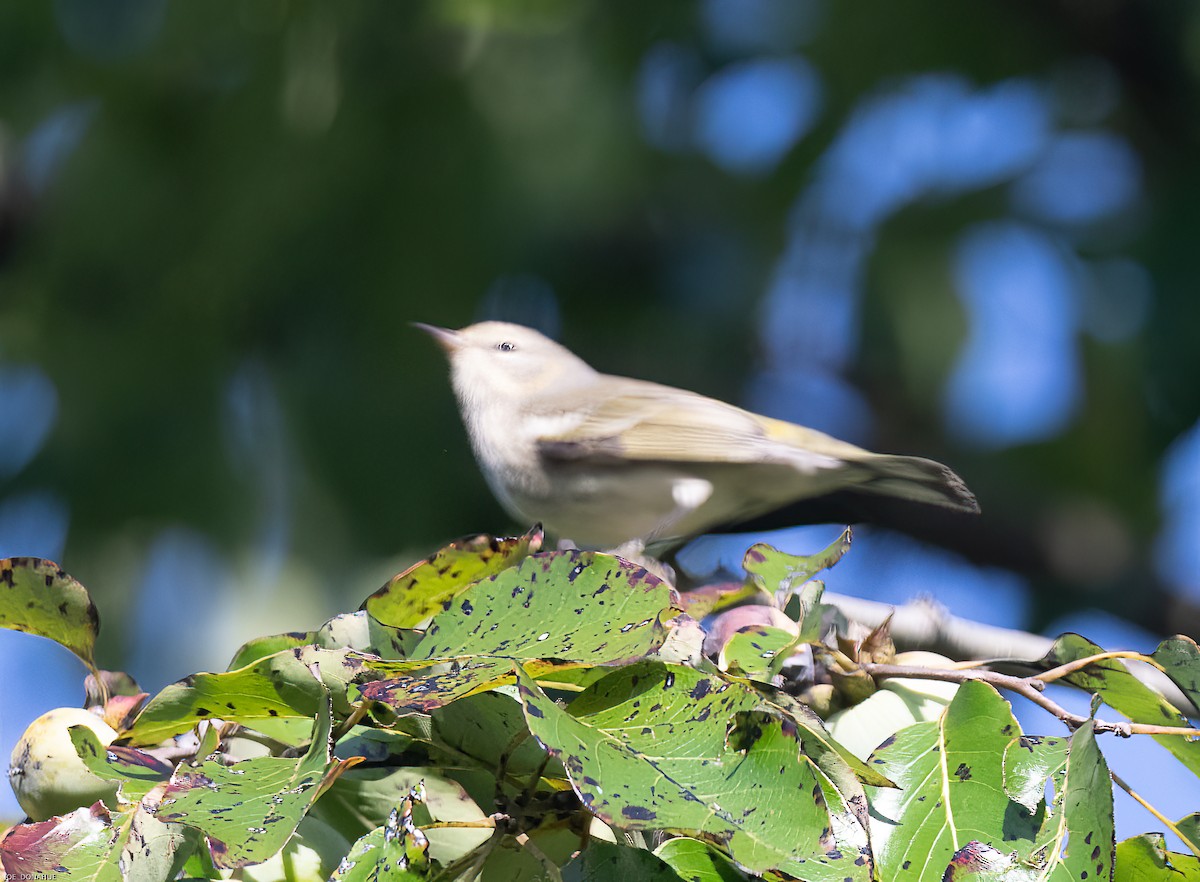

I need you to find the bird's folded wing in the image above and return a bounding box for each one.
[535,382,852,471]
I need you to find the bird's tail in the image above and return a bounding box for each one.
[850,453,980,514]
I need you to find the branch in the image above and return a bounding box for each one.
[827,591,1198,716]
[861,663,1200,738]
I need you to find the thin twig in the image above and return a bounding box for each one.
[828,592,1197,716]
[1110,770,1200,860]
[1037,651,1157,685]
[860,663,1200,737]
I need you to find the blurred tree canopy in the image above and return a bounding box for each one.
[2,0,1200,675]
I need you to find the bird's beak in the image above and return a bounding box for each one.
[412,322,462,354]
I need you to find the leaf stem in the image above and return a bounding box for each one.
[1110,770,1200,860]
[860,663,1200,737]
[1037,651,1159,685]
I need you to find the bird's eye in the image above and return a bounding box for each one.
[496,341,516,352]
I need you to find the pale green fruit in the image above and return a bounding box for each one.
[826,651,959,761]
[8,707,121,821]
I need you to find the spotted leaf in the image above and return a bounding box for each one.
[0,557,99,672]
[125,646,368,745]
[1042,633,1200,777]
[515,662,871,879]
[413,550,678,663]
[866,680,1041,881]
[743,528,851,602]
[153,696,359,868]
[69,725,174,804]
[330,795,431,882]
[363,526,543,629]
[0,802,193,882]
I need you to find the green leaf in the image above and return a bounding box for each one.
[1016,721,1114,881]
[1002,735,1067,813]
[1043,633,1200,777]
[717,624,798,681]
[564,839,688,881]
[153,697,360,868]
[742,528,851,602]
[363,526,544,629]
[1115,832,1200,881]
[317,767,491,865]
[412,550,677,663]
[0,804,121,879]
[228,631,316,669]
[653,837,748,881]
[0,558,100,672]
[126,646,365,744]
[69,726,174,804]
[0,803,194,882]
[867,680,1040,881]
[1151,635,1200,712]
[330,798,433,882]
[432,691,561,782]
[763,688,896,789]
[515,663,871,879]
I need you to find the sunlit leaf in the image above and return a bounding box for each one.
[153,698,360,868]
[0,558,100,672]
[363,526,544,629]
[1002,734,1067,813]
[412,550,678,663]
[1115,832,1200,881]
[330,797,432,882]
[742,528,851,602]
[653,837,748,881]
[126,647,367,744]
[867,680,1040,881]
[0,803,193,882]
[718,624,798,681]
[515,663,871,880]
[1042,633,1200,777]
[1009,722,1114,882]
[69,725,173,805]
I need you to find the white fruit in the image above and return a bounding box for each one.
[8,707,120,821]
[827,651,960,761]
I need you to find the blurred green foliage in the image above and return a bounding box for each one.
[1,0,1199,657]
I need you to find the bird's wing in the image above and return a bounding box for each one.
[535,379,854,473]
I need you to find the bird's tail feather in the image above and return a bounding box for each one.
[851,454,980,514]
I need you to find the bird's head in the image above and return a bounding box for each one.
[414,321,597,407]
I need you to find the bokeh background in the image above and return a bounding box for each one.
[3,0,1199,834]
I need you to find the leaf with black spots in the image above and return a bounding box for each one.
[363,526,543,629]
[330,794,432,882]
[1042,633,1200,776]
[743,528,851,605]
[153,697,360,868]
[0,558,100,673]
[516,663,871,880]
[69,725,173,804]
[867,681,1041,881]
[1002,734,1066,813]
[0,802,194,882]
[125,647,368,744]
[412,550,678,664]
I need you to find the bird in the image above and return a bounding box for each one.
[416,321,979,550]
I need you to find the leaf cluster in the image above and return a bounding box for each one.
[2,529,1200,881]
